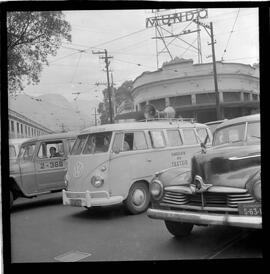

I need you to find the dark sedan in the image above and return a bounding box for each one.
[147,114,261,237]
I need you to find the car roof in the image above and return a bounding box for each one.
[80,120,208,134]
[22,131,78,144]
[215,114,260,130]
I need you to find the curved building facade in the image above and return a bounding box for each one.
[132,58,260,123]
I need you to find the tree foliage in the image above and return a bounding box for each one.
[7,11,71,94]
[97,80,134,124]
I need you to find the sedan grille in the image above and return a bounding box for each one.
[161,190,255,209]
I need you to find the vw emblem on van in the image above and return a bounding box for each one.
[73,161,84,178]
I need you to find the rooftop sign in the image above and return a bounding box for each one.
[146,9,208,28]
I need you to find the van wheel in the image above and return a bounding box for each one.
[124,182,150,214]
[165,221,193,237]
[10,191,14,208]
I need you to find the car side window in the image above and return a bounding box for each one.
[19,143,36,161]
[167,129,183,147]
[182,128,198,145]
[246,122,260,143]
[149,130,166,148]
[9,145,16,158]
[38,141,64,158]
[112,132,124,153]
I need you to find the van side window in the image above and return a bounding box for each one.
[182,129,198,145]
[196,127,210,143]
[167,129,183,147]
[38,141,64,158]
[122,131,148,151]
[149,130,166,148]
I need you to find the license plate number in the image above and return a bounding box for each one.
[238,203,262,216]
[70,199,82,207]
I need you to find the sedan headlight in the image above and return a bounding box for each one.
[253,181,261,201]
[91,175,104,188]
[150,179,163,200]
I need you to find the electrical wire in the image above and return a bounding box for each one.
[221,8,241,61]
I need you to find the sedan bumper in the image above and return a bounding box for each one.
[147,208,262,229]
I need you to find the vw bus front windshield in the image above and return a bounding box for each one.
[71,132,112,155]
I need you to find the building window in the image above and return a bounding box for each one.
[243,92,250,101]
[17,122,20,134]
[196,93,216,104]
[252,94,258,101]
[25,125,27,135]
[223,92,241,102]
[21,124,23,134]
[31,128,34,136]
[148,98,166,111]
[11,121,14,132]
[170,95,192,107]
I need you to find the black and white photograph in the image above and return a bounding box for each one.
[1,1,265,268]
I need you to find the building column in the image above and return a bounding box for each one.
[191,94,196,105]
[165,97,170,107]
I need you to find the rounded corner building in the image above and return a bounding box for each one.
[132,58,260,123]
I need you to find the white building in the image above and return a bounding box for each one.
[9,109,54,139]
[132,58,260,123]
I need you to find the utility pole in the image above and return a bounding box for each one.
[209,22,221,120]
[92,49,114,124]
[194,19,221,120]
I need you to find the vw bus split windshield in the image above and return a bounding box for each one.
[71,132,112,155]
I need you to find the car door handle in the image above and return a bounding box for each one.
[146,159,152,162]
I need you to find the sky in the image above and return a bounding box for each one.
[22,8,259,105]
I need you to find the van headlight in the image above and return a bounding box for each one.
[150,179,163,200]
[252,181,261,201]
[91,176,104,188]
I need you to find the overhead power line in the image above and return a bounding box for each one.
[221,8,241,61]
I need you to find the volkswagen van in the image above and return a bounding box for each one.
[9,131,77,207]
[147,114,261,236]
[63,119,212,214]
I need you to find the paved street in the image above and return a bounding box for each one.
[10,192,262,262]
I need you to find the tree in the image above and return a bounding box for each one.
[97,81,134,124]
[7,11,71,94]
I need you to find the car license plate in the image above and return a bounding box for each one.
[238,203,262,216]
[70,199,82,207]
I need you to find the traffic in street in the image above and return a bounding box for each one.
[10,192,262,262]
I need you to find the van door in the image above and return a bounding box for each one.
[109,131,152,197]
[18,142,38,195]
[35,140,66,192]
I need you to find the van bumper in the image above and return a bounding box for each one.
[147,208,262,229]
[62,190,123,208]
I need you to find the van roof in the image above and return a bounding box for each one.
[80,120,208,134]
[216,114,260,130]
[22,131,78,143]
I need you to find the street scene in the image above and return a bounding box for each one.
[5,7,262,263]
